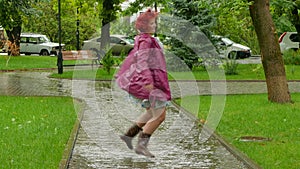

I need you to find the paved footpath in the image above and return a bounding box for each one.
[1,71,299,169]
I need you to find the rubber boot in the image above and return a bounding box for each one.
[135,132,155,158]
[120,124,142,149]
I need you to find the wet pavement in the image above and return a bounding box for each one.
[1,71,299,168]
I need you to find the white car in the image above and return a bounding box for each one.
[20,33,64,56]
[213,35,251,59]
[279,32,300,52]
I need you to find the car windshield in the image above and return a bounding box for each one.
[38,36,50,43]
[221,38,234,45]
[124,37,134,44]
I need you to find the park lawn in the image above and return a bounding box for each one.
[0,56,57,70]
[50,64,300,81]
[174,93,300,169]
[2,55,300,81]
[50,68,116,80]
[0,55,90,70]
[0,96,79,169]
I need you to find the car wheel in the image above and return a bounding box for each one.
[40,50,49,56]
[228,51,238,59]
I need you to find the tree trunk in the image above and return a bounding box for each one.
[249,0,291,103]
[5,25,21,56]
[101,0,114,51]
[101,22,110,50]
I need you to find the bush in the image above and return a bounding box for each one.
[102,50,114,74]
[223,57,239,75]
[283,50,300,65]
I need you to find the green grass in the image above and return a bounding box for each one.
[0,56,57,70]
[49,64,300,81]
[2,56,300,81]
[0,96,78,168]
[50,68,116,80]
[174,93,300,169]
[0,55,92,70]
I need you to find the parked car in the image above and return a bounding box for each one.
[213,35,251,59]
[82,35,134,56]
[20,33,64,56]
[0,26,6,52]
[279,32,300,52]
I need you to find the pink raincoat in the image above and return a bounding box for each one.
[116,33,171,101]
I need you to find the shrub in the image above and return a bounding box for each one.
[102,49,114,74]
[223,56,239,75]
[283,50,300,65]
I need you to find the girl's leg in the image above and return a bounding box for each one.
[135,107,166,157]
[120,109,153,149]
[136,108,153,127]
[142,107,166,134]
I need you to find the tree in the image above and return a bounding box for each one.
[100,0,124,51]
[164,0,216,69]
[249,0,291,103]
[23,0,101,50]
[209,0,259,55]
[122,0,170,15]
[0,0,32,55]
[272,0,300,48]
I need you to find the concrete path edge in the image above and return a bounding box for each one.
[172,101,262,169]
[59,98,85,169]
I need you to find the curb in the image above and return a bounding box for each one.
[171,100,262,169]
[59,98,85,169]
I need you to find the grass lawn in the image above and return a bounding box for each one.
[50,68,116,80]
[2,55,300,81]
[49,64,300,81]
[0,55,88,70]
[0,56,57,70]
[174,93,300,169]
[0,96,79,168]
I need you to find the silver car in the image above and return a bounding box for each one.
[82,34,134,56]
[213,35,251,59]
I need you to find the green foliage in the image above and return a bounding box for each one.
[271,0,297,34]
[283,49,300,65]
[122,0,170,16]
[171,0,215,36]
[163,37,198,70]
[23,0,101,50]
[0,0,35,55]
[209,0,260,55]
[0,0,31,29]
[161,0,216,70]
[223,58,239,75]
[114,49,126,66]
[102,49,115,74]
[110,18,136,37]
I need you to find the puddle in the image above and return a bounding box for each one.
[239,136,272,142]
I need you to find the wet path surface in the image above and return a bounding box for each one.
[2,71,299,168]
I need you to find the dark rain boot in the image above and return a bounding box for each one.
[135,132,155,158]
[120,124,142,149]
